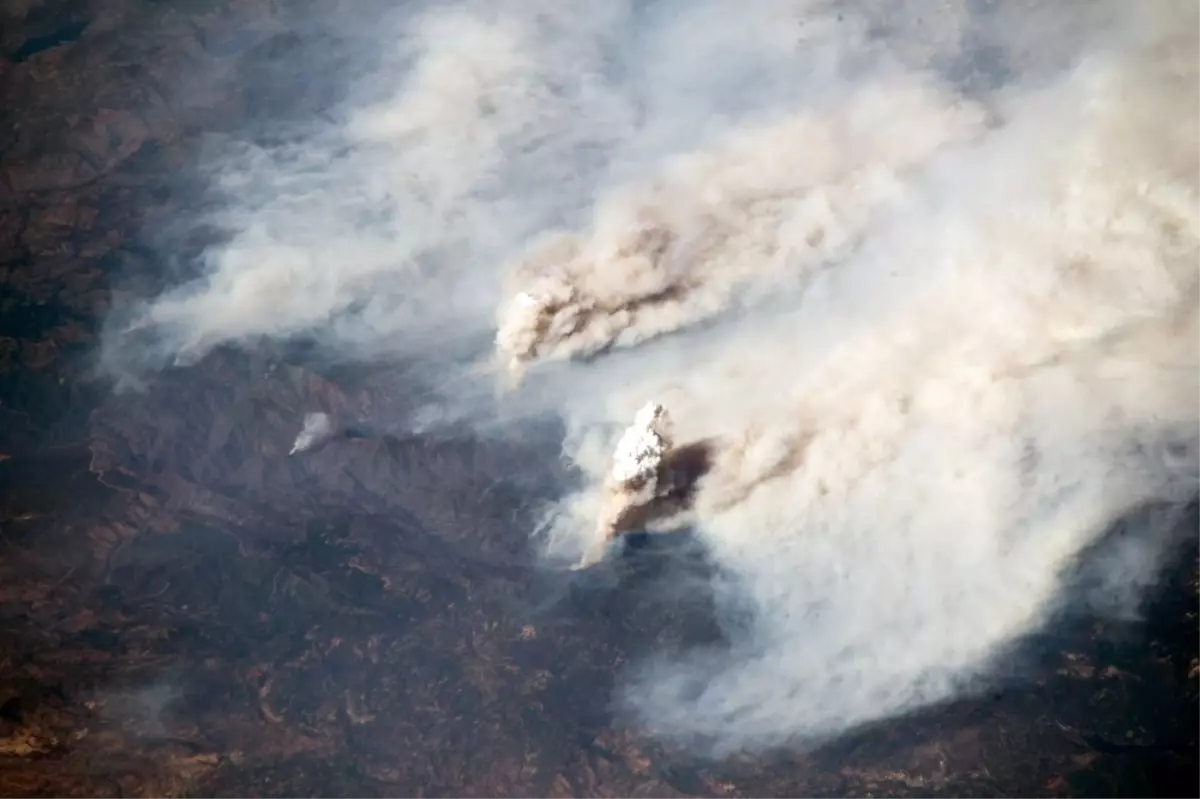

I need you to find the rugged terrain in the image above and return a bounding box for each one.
[0,1,1196,796]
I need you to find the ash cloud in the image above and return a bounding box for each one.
[101,0,1199,754]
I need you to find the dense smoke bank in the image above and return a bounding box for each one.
[101,0,1199,754]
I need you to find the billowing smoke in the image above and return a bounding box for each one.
[101,0,1199,755]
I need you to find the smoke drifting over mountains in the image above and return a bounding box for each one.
[102,0,1199,754]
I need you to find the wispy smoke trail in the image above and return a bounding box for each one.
[101,0,1199,754]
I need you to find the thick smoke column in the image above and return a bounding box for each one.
[102,0,1199,754]
[493,77,987,378]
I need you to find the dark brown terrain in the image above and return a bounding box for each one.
[0,1,1197,796]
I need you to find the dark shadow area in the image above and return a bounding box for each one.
[609,438,717,537]
[9,20,88,64]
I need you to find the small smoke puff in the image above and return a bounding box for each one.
[289,412,334,455]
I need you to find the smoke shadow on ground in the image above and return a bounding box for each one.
[534,497,1199,795]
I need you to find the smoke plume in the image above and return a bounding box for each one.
[101,0,1199,754]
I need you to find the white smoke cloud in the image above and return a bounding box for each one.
[101,0,1199,755]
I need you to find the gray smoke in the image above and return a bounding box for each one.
[101,0,1199,755]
